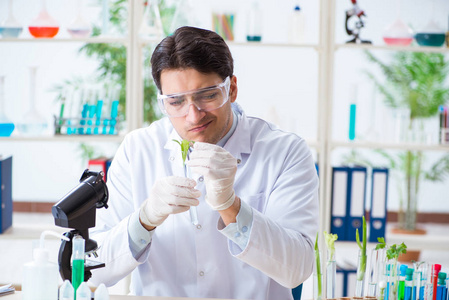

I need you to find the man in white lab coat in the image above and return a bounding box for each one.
[90,26,319,300]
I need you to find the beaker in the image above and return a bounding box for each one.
[0,76,15,137]
[17,66,48,136]
[0,0,23,38]
[67,0,92,38]
[28,0,60,38]
[382,0,413,46]
[139,0,164,40]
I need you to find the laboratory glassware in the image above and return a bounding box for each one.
[382,0,413,46]
[348,83,358,141]
[18,66,48,136]
[59,280,74,300]
[0,76,15,137]
[355,249,367,298]
[415,20,446,47]
[246,0,262,42]
[0,0,23,38]
[139,0,164,40]
[367,248,385,298]
[67,0,92,38]
[28,0,60,38]
[326,248,336,299]
[288,4,305,44]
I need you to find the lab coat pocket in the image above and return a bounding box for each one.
[245,192,266,213]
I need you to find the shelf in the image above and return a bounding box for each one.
[331,140,449,152]
[0,135,125,143]
[0,36,128,44]
[335,43,449,53]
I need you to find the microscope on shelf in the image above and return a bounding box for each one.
[345,0,371,44]
[52,169,109,282]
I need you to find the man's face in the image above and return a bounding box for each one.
[160,69,238,144]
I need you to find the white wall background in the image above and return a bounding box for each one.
[0,0,448,214]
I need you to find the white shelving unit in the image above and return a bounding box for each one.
[1,0,448,251]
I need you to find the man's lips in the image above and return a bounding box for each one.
[188,120,212,132]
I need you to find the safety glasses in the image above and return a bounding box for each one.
[157,76,231,118]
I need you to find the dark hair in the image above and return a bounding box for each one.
[151,26,234,92]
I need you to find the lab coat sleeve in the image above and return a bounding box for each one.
[230,140,319,289]
[89,137,152,287]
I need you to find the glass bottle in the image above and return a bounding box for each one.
[246,0,262,42]
[382,0,413,46]
[0,0,23,38]
[28,0,60,38]
[67,0,92,38]
[0,76,15,137]
[139,0,164,40]
[288,4,305,44]
[18,66,48,136]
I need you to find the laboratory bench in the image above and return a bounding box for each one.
[0,292,237,300]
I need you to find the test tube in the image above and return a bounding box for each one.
[399,264,409,300]
[326,248,336,299]
[185,150,198,225]
[367,248,385,297]
[405,268,414,300]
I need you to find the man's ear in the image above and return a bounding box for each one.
[229,75,238,103]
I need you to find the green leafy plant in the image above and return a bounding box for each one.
[364,51,449,231]
[323,231,338,262]
[173,139,194,165]
[375,237,407,260]
[355,216,367,281]
[314,232,322,300]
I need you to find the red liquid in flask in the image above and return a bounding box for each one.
[383,37,413,46]
[28,26,59,38]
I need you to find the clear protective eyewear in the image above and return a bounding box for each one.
[158,76,231,118]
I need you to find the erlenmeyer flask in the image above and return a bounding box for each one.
[67,0,92,38]
[415,20,446,47]
[0,76,15,137]
[0,0,23,38]
[28,0,60,38]
[139,0,164,40]
[169,0,197,35]
[18,66,48,136]
[382,0,413,46]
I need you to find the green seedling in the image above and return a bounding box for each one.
[375,237,407,260]
[314,232,322,300]
[323,231,338,263]
[355,216,367,281]
[173,139,194,165]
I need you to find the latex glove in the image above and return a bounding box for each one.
[139,176,201,227]
[186,142,237,211]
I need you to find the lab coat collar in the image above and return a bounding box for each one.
[163,102,251,161]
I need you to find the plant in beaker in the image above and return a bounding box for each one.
[0,0,23,38]
[0,76,15,137]
[28,0,60,38]
[67,0,92,38]
[17,66,48,136]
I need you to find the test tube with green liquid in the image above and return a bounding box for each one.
[72,235,85,299]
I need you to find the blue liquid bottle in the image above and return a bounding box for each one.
[348,84,358,141]
[0,76,15,137]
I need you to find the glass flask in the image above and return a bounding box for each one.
[383,18,413,46]
[0,0,23,38]
[17,66,48,136]
[169,0,197,35]
[139,0,164,40]
[0,76,15,137]
[67,0,92,38]
[28,0,60,38]
[415,20,446,47]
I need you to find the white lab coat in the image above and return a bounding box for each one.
[90,104,319,300]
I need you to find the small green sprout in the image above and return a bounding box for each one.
[375,237,407,260]
[314,232,322,300]
[323,231,338,263]
[173,139,194,165]
[355,216,367,281]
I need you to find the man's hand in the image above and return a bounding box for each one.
[140,176,201,229]
[186,142,237,211]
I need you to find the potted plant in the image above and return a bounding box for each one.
[364,51,449,234]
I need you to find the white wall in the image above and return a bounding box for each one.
[0,0,448,212]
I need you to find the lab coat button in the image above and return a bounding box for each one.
[242,226,248,233]
[169,156,175,161]
[196,224,202,230]
[140,239,146,244]
[198,176,204,182]
[199,271,205,276]
[237,159,242,164]
[234,232,241,238]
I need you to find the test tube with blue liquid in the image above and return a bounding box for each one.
[349,84,358,141]
[436,273,447,300]
[108,86,120,135]
[405,268,414,300]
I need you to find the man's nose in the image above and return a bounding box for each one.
[185,103,205,122]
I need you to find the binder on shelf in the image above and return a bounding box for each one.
[336,263,357,298]
[369,168,389,243]
[0,156,13,234]
[331,166,367,241]
[331,167,349,240]
[347,166,367,242]
[88,157,112,182]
